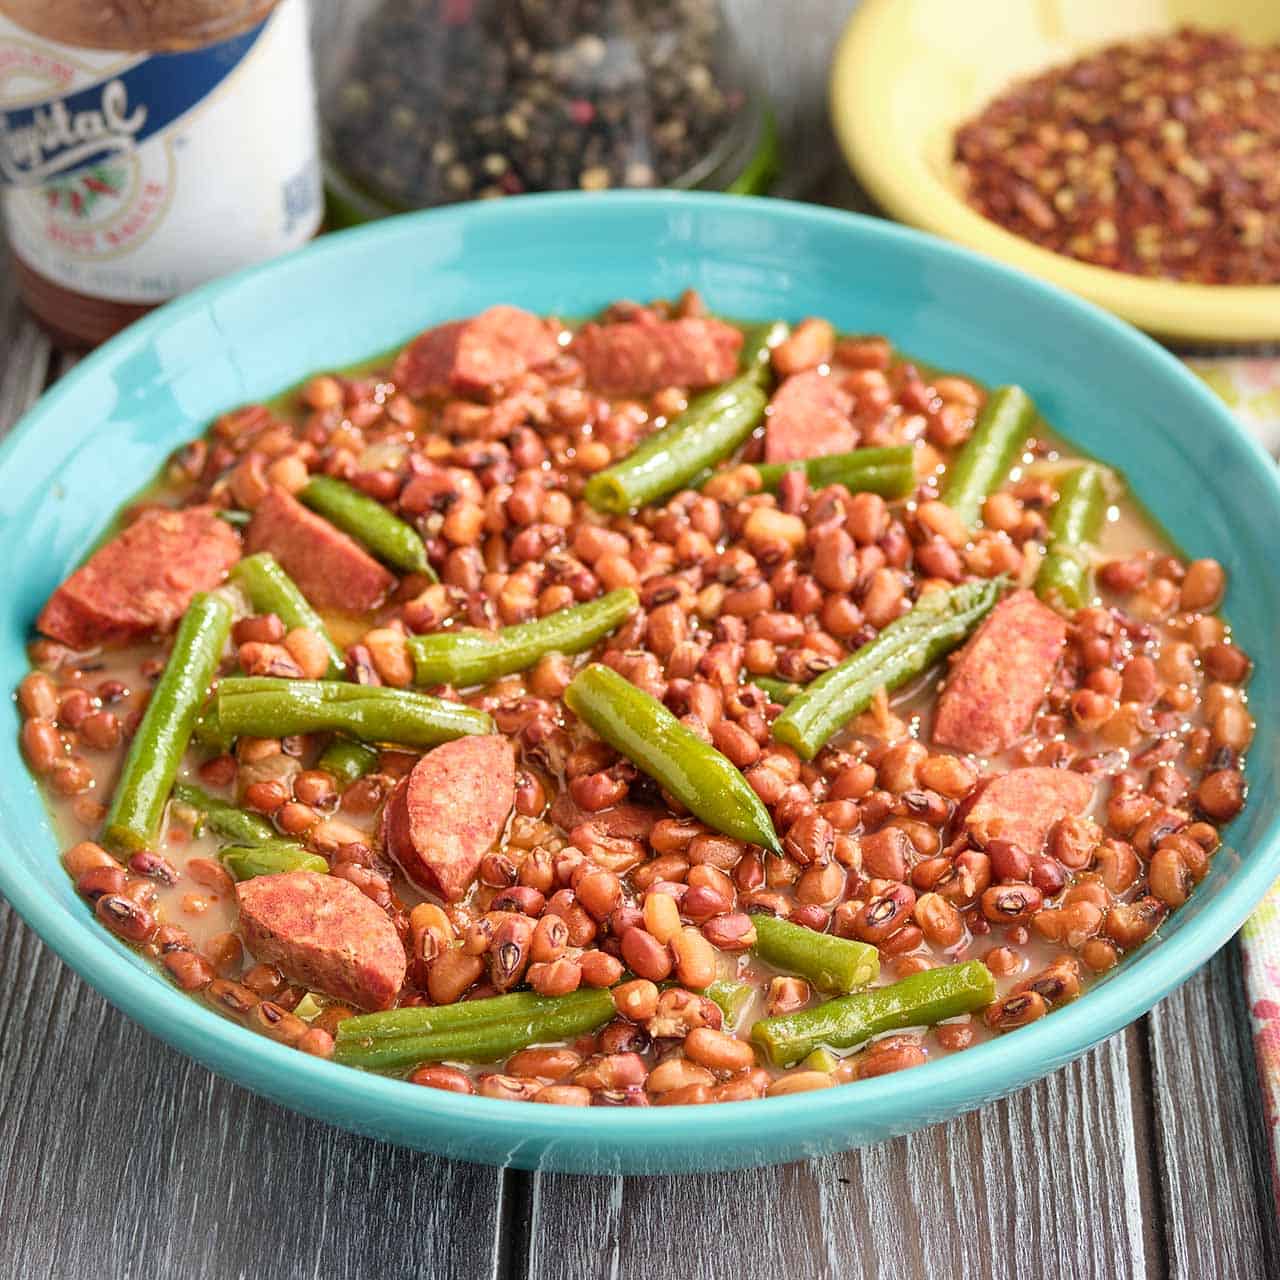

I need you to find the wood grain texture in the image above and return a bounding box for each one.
[0,902,508,1280]
[516,1029,1156,1280]
[1148,947,1280,1280]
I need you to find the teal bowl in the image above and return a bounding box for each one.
[1,193,1278,1173]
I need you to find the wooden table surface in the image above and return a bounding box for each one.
[3,3,1279,1277]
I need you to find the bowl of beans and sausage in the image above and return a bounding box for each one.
[2,193,1278,1172]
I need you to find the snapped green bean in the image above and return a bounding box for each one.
[752,675,803,705]
[940,385,1036,527]
[333,988,615,1070]
[752,444,916,499]
[102,594,232,852]
[408,588,638,687]
[772,577,1003,759]
[751,959,997,1067]
[230,552,344,675]
[740,320,788,384]
[584,375,767,514]
[215,677,493,748]
[170,781,277,846]
[220,840,329,881]
[1035,464,1109,610]
[705,980,753,1031]
[317,737,380,787]
[564,663,781,852]
[299,474,436,580]
[750,914,879,994]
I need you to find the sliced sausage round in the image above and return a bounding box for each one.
[932,590,1067,758]
[381,734,516,902]
[966,767,1095,856]
[38,505,240,649]
[235,871,406,1011]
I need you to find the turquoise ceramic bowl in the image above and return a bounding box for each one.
[1,194,1278,1174]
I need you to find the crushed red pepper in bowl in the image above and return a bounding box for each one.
[953,26,1280,284]
[16,295,1255,1103]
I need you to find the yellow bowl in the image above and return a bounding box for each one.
[830,0,1280,344]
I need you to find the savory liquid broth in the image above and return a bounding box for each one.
[21,312,1252,1099]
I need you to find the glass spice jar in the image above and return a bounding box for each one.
[311,0,771,223]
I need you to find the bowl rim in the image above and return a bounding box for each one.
[2,189,1279,1158]
[828,0,1280,343]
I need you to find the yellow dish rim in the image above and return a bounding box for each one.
[829,0,1280,344]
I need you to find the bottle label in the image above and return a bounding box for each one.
[0,0,321,303]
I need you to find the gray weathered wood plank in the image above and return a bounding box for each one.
[0,903,508,1280]
[1148,943,1280,1280]
[518,1028,1155,1280]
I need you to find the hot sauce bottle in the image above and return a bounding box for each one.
[0,0,322,346]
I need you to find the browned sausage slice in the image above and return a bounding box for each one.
[381,735,516,902]
[37,505,240,649]
[569,317,744,396]
[932,589,1066,757]
[764,370,859,464]
[245,488,394,614]
[236,871,406,1011]
[966,767,1095,855]
[392,305,561,399]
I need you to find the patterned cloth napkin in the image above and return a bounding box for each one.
[1187,354,1280,1206]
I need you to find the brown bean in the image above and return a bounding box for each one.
[580,949,624,988]
[619,927,673,981]
[684,1027,756,1073]
[528,958,583,996]
[407,1064,475,1093]
[1179,559,1224,612]
[17,671,59,720]
[701,913,757,951]
[612,979,659,1022]
[984,991,1048,1031]
[980,883,1043,924]
[63,840,118,879]
[21,717,63,774]
[766,1070,834,1097]
[670,926,717,989]
[646,1058,716,1095]
[1196,770,1245,821]
[95,894,157,943]
[426,949,485,1005]
[914,892,964,946]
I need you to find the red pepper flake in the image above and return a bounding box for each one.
[567,99,595,126]
[953,26,1280,284]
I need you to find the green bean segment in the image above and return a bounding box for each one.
[705,980,753,1031]
[231,552,344,675]
[317,737,380,787]
[333,988,615,1070]
[584,375,767,514]
[220,840,328,881]
[1035,464,1109,610]
[299,474,435,580]
[752,444,916,499]
[564,663,781,852]
[740,320,788,383]
[751,914,879,994]
[215,677,493,748]
[103,594,232,852]
[170,781,277,846]
[409,588,638,687]
[940,385,1037,527]
[772,577,1002,760]
[752,675,803,705]
[751,959,997,1067]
